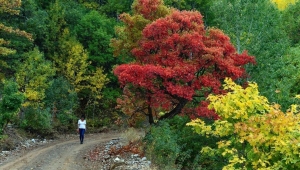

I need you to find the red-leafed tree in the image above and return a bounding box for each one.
[114,9,255,125]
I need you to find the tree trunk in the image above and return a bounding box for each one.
[159,98,188,120]
[148,105,154,125]
[147,96,154,124]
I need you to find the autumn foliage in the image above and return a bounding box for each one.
[187,78,300,169]
[110,0,169,57]
[0,0,32,57]
[114,7,255,124]
[271,0,297,10]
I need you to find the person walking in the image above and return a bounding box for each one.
[78,115,86,144]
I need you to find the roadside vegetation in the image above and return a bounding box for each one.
[1,0,300,169]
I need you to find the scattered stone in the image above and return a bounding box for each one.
[0,136,56,164]
[84,138,152,170]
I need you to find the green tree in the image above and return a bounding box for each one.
[22,0,52,50]
[35,0,55,9]
[282,0,300,45]
[75,10,117,69]
[164,0,215,25]
[110,0,170,58]
[0,0,30,29]
[30,0,109,119]
[77,0,100,10]
[40,0,108,109]
[211,0,291,110]
[284,46,300,97]
[44,77,78,131]
[0,0,33,79]
[0,79,24,131]
[43,0,67,59]
[57,29,108,98]
[15,48,55,107]
[75,10,122,108]
[98,0,133,18]
[61,0,87,30]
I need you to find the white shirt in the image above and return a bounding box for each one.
[78,119,86,129]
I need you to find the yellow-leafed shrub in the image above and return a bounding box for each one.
[271,0,297,10]
[187,78,300,169]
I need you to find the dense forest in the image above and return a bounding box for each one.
[1,0,300,169]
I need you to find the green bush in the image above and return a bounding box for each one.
[144,120,180,169]
[144,116,223,170]
[88,117,112,128]
[20,107,52,135]
[54,113,77,132]
[0,80,24,130]
[101,117,111,126]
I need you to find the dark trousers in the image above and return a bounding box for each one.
[79,128,85,143]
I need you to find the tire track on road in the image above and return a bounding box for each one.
[0,133,121,170]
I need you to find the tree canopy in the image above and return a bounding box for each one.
[114,9,255,124]
[110,0,170,58]
[0,0,32,79]
[210,0,291,110]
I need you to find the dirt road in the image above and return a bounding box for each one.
[0,132,122,170]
